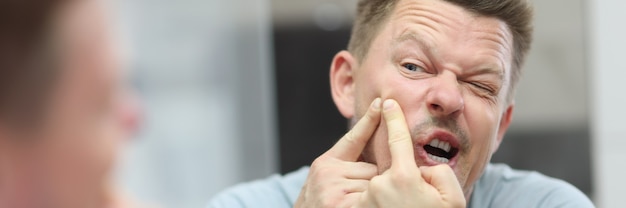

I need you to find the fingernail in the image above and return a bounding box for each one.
[372,98,381,110]
[383,99,395,110]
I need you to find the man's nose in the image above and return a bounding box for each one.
[425,73,464,118]
[119,90,142,138]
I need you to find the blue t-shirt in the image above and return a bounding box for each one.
[207,163,594,208]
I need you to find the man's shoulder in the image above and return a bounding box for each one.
[471,163,594,208]
[207,166,309,208]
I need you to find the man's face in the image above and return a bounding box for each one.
[6,1,138,207]
[344,0,514,196]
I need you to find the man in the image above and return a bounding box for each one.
[0,0,142,207]
[209,0,594,207]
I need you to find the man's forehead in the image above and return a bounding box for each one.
[390,0,472,24]
[383,0,513,77]
[388,0,513,47]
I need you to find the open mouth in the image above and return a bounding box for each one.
[423,138,459,163]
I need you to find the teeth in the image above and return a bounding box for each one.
[430,138,451,152]
[429,139,440,148]
[427,153,450,163]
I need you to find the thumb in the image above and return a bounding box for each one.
[419,165,466,206]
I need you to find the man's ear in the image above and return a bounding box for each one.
[330,50,358,119]
[492,104,514,154]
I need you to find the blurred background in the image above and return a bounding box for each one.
[111,0,625,207]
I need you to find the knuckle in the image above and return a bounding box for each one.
[391,169,412,181]
[312,162,345,180]
[342,130,367,149]
[343,130,358,145]
[311,157,326,169]
[310,158,334,176]
[368,176,385,192]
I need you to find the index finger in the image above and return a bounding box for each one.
[326,98,382,161]
[382,99,417,169]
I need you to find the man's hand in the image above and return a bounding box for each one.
[355,99,466,208]
[294,98,382,208]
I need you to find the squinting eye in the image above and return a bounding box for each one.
[471,82,494,93]
[402,63,424,72]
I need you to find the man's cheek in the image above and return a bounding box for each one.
[378,80,425,108]
[466,105,500,150]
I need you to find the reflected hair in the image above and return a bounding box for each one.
[0,0,68,128]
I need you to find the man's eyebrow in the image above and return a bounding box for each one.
[471,67,504,79]
[392,32,435,52]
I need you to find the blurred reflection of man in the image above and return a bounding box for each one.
[209,0,594,207]
[0,0,142,207]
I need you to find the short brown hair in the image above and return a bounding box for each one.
[0,0,66,127]
[347,0,534,103]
